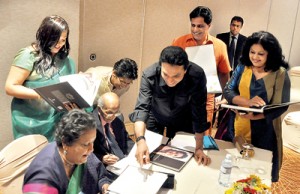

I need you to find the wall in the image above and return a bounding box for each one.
[79,0,300,125]
[0,0,80,149]
[1,0,300,149]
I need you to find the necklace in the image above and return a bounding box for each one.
[58,148,75,168]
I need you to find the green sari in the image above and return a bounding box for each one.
[66,164,85,194]
[11,47,75,141]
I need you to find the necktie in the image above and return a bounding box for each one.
[104,123,125,159]
[228,36,236,68]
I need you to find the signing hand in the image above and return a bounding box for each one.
[194,148,211,166]
[102,154,119,165]
[101,183,110,194]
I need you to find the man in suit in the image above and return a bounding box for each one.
[93,92,132,166]
[217,16,247,72]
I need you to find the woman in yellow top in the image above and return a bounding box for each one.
[223,31,291,182]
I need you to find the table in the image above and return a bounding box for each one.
[152,134,272,194]
[108,131,272,194]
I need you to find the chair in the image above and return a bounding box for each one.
[282,111,300,153]
[0,135,48,194]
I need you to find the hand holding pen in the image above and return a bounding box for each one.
[103,153,119,165]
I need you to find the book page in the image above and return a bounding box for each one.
[108,165,168,194]
[185,45,222,93]
[59,74,100,106]
[107,130,168,175]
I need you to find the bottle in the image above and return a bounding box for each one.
[218,153,233,187]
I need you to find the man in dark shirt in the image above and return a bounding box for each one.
[129,46,210,166]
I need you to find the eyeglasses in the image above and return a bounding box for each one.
[118,77,133,85]
[99,106,120,118]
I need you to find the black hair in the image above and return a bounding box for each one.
[240,31,289,71]
[159,46,189,70]
[55,109,96,147]
[113,58,138,80]
[231,16,244,26]
[32,15,70,77]
[189,6,212,25]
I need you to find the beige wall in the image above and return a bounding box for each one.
[1,0,300,149]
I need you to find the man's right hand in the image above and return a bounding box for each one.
[135,139,150,166]
[102,154,119,165]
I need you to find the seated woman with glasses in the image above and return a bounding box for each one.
[23,109,112,194]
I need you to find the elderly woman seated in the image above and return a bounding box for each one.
[22,109,112,194]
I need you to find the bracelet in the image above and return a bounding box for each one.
[136,135,145,143]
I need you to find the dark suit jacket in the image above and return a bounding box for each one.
[92,108,129,161]
[216,32,247,70]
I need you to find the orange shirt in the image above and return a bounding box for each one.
[172,34,231,74]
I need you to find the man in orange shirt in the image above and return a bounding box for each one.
[172,6,231,135]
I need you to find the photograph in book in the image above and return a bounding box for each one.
[150,145,193,172]
[185,44,222,93]
[34,74,100,112]
[221,101,300,113]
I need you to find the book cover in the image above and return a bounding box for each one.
[150,145,193,172]
[34,74,100,112]
[221,101,300,113]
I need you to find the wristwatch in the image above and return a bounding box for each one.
[136,135,146,142]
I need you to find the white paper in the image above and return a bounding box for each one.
[108,165,168,194]
[107,130,169,175]
[59,74,100,106]
[185,45,222,93]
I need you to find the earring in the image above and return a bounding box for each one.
[64,150,67,155]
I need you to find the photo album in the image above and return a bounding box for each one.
[221,101,300,113]
[150,144,193,172]
[34,74,100,112]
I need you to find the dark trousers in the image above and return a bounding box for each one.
[146,111,194,138]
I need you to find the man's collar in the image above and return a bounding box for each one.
[186,33,214,45]
[98,109,108,126]
[230,33,239,39]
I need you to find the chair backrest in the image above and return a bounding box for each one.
[0,134,48,194]
[282,111,300,153]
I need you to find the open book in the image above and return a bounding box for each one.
[34,74,100,112]
[221,101,300,113]
[185,44,222,93]
[150,144,193,172]
[149,133,218,172]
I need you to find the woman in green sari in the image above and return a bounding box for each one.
[5,15,75,141]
